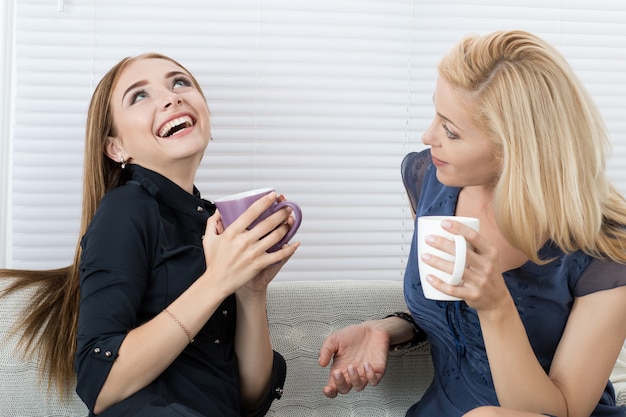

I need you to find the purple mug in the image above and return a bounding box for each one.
[213,187,302,252]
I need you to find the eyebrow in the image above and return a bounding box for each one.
[121,70,188,103]
[436,111,464,133]
[432,93,465,132]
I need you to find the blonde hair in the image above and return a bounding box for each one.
[438,30,626,264]
[1,53,206,395]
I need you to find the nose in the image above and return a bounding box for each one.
[421,118,439,147]
[163,91,183,110]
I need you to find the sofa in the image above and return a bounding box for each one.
[1,279,624,416]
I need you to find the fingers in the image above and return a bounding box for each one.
[323,369,353,398]
[347,365,368,391]
[261,241,300,274]
[440,219,480,252]
[420,221,475,298]
[319,336,355,397]
[421,220,480,273]
[210,201,298,253]
[363,362,380,386]
[318,341,335,368]
[256,208,294,238]
[322,382,339,398]
[322,364,376,398]
[424,274,464,299]
[228,192,278,233]
[436,219,498,272]
[213,197,295,258]
[226,192,295,250]
[203,210,223,243]
[257,218,293,251]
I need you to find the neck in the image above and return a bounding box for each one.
[461,185,495,209]
[455,185,497,225]
[133,159,199,194]
[166,170,196,194]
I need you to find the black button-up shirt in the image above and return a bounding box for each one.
[76,164,285,417]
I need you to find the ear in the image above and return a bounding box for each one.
[104,136,125,163]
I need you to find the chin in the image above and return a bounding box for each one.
[435,171,461,187]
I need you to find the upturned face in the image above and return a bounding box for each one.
[105,58,211,181]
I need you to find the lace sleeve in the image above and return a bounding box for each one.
[574,257,626,297]
[401,149,432,214]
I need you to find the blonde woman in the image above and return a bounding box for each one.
[2,53,299,416]
[319,30,626,417]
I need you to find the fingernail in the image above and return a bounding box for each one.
[334,370,342,379]
[426,275,435,283]
[425,235,435,243]
[364,362,371,372]
[421,253,431,261]
[441,220,452,229]
[348,366,357,377]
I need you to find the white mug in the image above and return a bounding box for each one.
[417,216,479,301]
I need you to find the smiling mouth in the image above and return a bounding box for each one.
[158,116,194,138]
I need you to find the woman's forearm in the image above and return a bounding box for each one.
[235,289,274,410]
[478,295,567,415]
[93,274,230,414]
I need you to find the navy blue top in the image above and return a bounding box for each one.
[75,164,285,417]
[402,149,626,416]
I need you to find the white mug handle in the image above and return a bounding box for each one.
[450,234,467,285]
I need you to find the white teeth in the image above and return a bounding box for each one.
[159,116,193,137]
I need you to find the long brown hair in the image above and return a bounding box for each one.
[1,53,205,396]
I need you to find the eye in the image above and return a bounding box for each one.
[173,76,192,89]
[442,122,458,139]
[130,89,148,105]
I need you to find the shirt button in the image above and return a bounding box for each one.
[196,206,204,212]
[93,347,101,354]
[222,310,228,316]
[105,351,112,357]
[214,339,220,344]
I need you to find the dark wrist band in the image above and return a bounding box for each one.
[384,311,426,351]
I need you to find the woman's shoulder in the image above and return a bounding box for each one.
[101,181,156,206]
[93,182,159,224]
[401,148,433,213]
[401,148,432,178]
[82,183,161,250]
[575,257,626,297]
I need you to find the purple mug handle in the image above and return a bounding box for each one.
[271,200,302,251]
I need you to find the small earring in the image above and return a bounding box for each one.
[120,156,126,169]
[210,135,214,142]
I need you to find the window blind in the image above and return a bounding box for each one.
[4,0,626,282]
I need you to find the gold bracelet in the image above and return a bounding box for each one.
[163,308,194,343]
